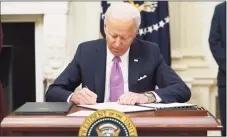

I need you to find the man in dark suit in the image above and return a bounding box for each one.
[209,1,226,136]
[0,23,2,52]
[0,22,9,136]
[46,2,191,105]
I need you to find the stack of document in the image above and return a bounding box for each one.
[138,102,197,109]
[77,102,155,113]
[67,102,197,116]
[78,102,196,112]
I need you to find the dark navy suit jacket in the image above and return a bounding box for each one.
[45,39,191,103]
[209,2,226,86]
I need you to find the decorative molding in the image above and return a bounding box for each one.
[42,14,68,80]
[1,15,43,22]
[1,2,69,15]
[172,51,217,116]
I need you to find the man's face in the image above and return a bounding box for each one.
[104,17,138,56]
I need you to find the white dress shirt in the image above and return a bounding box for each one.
[104,47,162,102]
[67,47,162,103]
[104,47,129,102]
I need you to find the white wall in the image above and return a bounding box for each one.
[169,1,220,74]
[67,2,101,61]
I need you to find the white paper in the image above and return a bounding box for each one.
[138,102,197,109]
[77,102,154,113]
[67,110,95,116]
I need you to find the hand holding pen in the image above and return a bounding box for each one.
[70,85,97,105]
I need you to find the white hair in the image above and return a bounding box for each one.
[104,2,141,28]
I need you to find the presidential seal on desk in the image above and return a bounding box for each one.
[78,109,137,136]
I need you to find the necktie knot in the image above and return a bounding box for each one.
[113,56,121,63]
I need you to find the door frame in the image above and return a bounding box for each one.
[1,15,45,102]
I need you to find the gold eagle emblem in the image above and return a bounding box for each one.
[128,0,158,12]
[96,123,121,136]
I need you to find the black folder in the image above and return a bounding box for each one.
[14,102,72,115]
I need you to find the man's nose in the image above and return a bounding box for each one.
[114,37,121,47]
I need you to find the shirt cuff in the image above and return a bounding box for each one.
[151,91,162,103]
[67,93,74,102]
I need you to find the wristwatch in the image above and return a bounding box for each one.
[143,91,156,103]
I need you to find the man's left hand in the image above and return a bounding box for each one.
[117,92,148,105]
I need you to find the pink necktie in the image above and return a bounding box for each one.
[109,56,124,102]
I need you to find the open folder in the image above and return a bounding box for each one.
[78,102,197,112]
[137,102,197,110]
[77,102,155,113]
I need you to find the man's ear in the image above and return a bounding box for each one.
[104,22,107,34]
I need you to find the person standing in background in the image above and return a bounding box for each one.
[209,1,226,136]
[0,22,10,136]
[0,23,2,51]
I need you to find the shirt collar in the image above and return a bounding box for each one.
[107,47,130,63]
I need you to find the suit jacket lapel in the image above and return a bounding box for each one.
[128,39,143,91]
[94,40,106,103]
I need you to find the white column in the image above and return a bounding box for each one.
[169,2,204,54]
[41,2,69,100]
[169,2,181,50]
[169,2,219,76]
[66,2,101,60]
[43,16,69,88]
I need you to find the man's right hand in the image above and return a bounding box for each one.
[70,87,97,105]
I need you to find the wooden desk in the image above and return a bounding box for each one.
[1,105,222,136]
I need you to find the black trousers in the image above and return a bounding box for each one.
[218,85,226,136]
